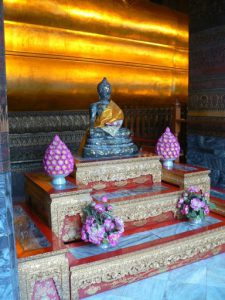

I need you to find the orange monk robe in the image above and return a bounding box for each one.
[78,100,124,155]
[94,100,124,128]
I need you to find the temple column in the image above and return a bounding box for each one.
[0,1,18,298]
[188,0,225,187]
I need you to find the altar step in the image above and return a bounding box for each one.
[14,202,225,300]
[25,172,183,239]
[91,181,182,227]
[67,212,225,299]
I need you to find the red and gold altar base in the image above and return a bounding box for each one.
[14,203,225,300]
[68,213,225,299]
[19,153,225,300]
[74,152,162,185]
[25,173,92,240]
[162,162,210,193]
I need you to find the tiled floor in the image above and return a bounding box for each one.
[86,252,225,300]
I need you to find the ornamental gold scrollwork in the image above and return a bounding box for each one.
[50,193,92,237]
[76,157,162,185]
[18,253,70,300]
[184,176,210,193]
[70,226,225,299]
[162,172,183,186]
[162,172,210,193]
[113,192,180,221]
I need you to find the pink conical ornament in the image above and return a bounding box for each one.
[43,135,74,182]
[156,127,180,161]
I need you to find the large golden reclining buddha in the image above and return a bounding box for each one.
[4,0,188,111]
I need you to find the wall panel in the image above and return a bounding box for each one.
[188,0,225,187]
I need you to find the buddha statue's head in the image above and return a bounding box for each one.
[97,77,111,102]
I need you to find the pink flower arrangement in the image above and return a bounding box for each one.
[81,196,124,247]
[43,135,74,177]
[156,127,180,160]
[177,186,215,221]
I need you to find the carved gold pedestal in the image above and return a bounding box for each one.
[18,252,70,300]
[74,153,162,185]
[96,185,181,223]
[162,163,210,192]
[25,173,92,238]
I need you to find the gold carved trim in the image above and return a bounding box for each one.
[183,176,210,193]
[50,193,92,237]
[113,191,180,221]
[162,171,210,192]
[70,226,225,299]
[76,156,162,185]
[18,253,70,300]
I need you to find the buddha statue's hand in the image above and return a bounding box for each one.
[106,120,123,127]
[89,102,97,128]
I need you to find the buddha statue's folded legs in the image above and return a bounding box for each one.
[83,127,139,158]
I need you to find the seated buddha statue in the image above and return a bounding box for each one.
[81,77,139,158]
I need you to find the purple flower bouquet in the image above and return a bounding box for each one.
[43,135,74,185]
[177,186,216,223]
[81,197,124,248]
[156,127,180,169]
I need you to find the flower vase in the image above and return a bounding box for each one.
[162,158,175,170]
[99,243,110,250]
[188,215,203,225]
[52,174,67,186]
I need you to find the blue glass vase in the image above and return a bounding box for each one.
[99,243,110,249]
[162,158,175,170]
[51,174,67,186]
[189,216,203,225]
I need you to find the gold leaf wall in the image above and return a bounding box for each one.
[4,0,188,111]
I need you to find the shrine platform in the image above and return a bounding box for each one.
[24,171,181,240]
[16,155,223,299]
[14,202,225,299]
[86,251,225,300]
[67,213,225,299]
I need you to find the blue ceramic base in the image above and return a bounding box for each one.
[189,216,204,225]
[162,159,175,170]
[52,175,66,186]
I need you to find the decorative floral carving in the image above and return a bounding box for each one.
[76,156,162,185]
[32,278,60,300]
[113,192,180,221]
[50,192,92,237]
[18,253,70,300]
[162,170,210,193]
[71,226,225,299]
